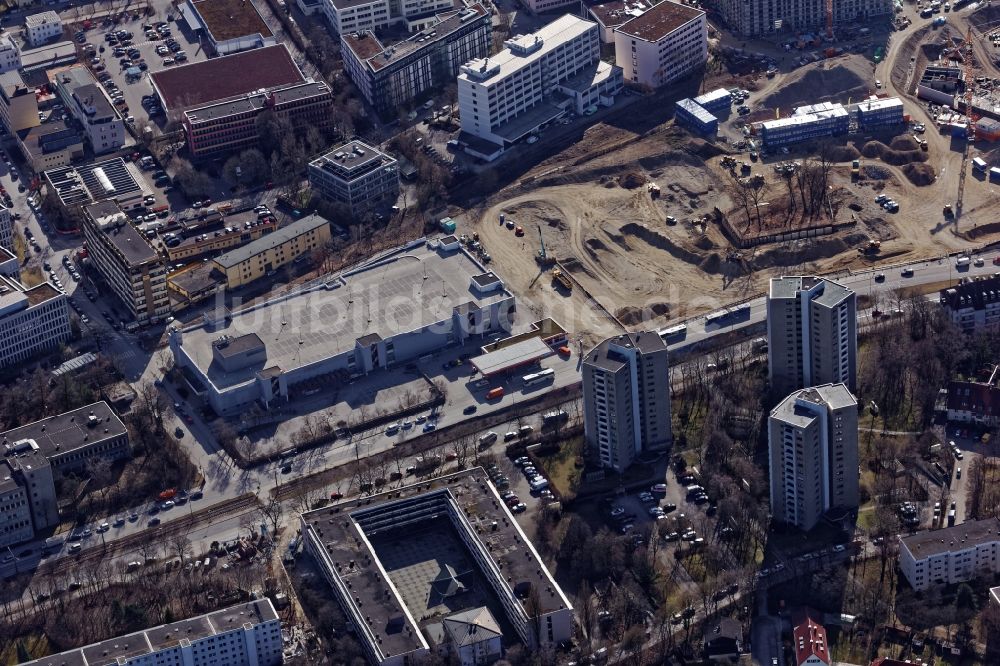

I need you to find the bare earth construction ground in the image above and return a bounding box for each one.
[467,54,1000,345]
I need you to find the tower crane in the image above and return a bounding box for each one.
[536,224,546,261]
[955,27,979,221]
[825,0,834,38]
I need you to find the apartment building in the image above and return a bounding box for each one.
[301,470,572,666]
[0,447,58,548]
[212,214,332,289]
[946,369,1000,427]
[183,81,333,158]
[856,96,904,131]
[52,65,125,155]
[1,401,130,474]
[342,5,491,117]
[165,216,277,262]
[940,275,1000,333]
[458,15,622,150]
[24,11,62,47]
[0,71,40,136]
[21,600,283,666]
[308,140,399,216]
[0,274,71,368]
[582,331,671,473]
[82,201,170,327]
[715,0,891,37]
[16,121,84,171]
[0,204,11,251]
[760,102,850,149]
[613,0,706,89]
[325,0,453,35]
[585,0,652,43]
[768,383,858,531]
[0,33,21,73]
[767,276,857,397]
[899,518,1000,591]
[792,609,830,666]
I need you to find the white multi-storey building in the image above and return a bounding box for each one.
[582,331,671,473]
[341,5,491,117]
[0,33,21,74]
[325,0,452,34]
[52,66,125,155]
[0,204,11,252]
[940,275,1000,333]
[82,201,170,327]
[458,15,622,151]
[899,518,1000,591]
[24,11,62,47]
[767,383,858,531]
[613,0,706,89]
[767,276,857,397]
[0,274,71,368]
[21,600,283,666]
[0,447,58,549]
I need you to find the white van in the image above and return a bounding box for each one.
[530,478,549,491]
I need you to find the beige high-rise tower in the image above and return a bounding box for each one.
[767,276,857,397]
[582,331,671,473]
[768,383,859,531]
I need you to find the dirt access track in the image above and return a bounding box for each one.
[469,45,997,344]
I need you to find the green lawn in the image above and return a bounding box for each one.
[536,436,583,501]
[1,634,51,666]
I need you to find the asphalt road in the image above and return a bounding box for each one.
[667,252,1000,355]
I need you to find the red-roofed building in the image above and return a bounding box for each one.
[946,370,1000,427]
[792,609,830,666]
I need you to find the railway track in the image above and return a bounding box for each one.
[37,493,260,577]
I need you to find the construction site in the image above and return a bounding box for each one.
[459,0,1000,346]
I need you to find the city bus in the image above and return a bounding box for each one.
[659,323,687,342]
[522,368,555,386]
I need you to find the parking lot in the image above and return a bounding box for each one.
[76,11,208,136]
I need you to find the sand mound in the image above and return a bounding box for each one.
[616,302,670,326]
[889,136,920,151]
[860,141,929,166]
[762,59,870,110]
[753,234,864,268]
[901,162,937,186]
[827,145,861,162]
[619,172,645,189]
[504,200,563,226]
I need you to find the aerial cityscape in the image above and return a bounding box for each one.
[0,0,999,662]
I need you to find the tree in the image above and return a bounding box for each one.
[223,149,270,186]
[170,157,214,198]
[170,534,192,563]
[956,583,978,613]
[257,495,284,539]
[16,640,32,663]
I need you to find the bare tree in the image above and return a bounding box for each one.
[257,495,285,539]
[170,534,193,563]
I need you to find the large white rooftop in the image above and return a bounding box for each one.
[177,241,510,389]
[459,14,596,86]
